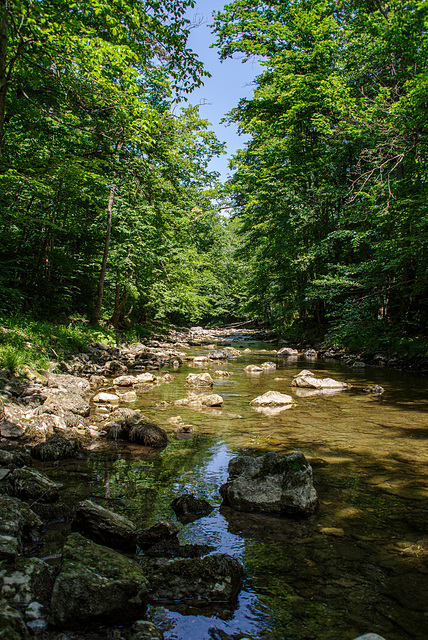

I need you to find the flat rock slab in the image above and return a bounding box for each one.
[291,370,350,389]
[0,420,25,439]
[50,532,149,627]
[250,390,294,406]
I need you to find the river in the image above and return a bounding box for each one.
[36,333,428,640]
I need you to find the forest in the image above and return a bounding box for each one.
[1,0,428,358]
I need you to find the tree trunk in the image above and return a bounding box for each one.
[110,267,132,329]
[91,141,123,325]
[0,0,8,160]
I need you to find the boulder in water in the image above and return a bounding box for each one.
[71,499,137,551]
[185,373,213,388]
[31,434,85,461]
[147,553,244,604]
[220,451,318,516]
[250,390,294,406]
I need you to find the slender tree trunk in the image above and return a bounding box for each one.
[0,0,8,160]
[91,181,117,325]
[110,267,132,329]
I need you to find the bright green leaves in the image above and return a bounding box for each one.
[214,0,428,338]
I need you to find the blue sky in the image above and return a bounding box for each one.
[183,0,262,182]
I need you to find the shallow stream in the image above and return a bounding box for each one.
[36,335,428,640]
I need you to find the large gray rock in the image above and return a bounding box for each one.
[0,557,54,606]
[71,499,137,550]
[220,451,318,516]
[291,370,350,390]
[250,390,294,406]
[147,553,244,603]
[31,434,85,461]
[40,392,90,417]
[185,373,213,388]
[0,495,42,561]
[50,532,149,627]
[8,467,59,503]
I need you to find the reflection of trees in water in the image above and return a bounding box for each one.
[86,436,219,526]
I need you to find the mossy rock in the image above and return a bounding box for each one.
[50,532,149,627]
[31,434,85,461]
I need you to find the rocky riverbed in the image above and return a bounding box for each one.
[0,326,426,640]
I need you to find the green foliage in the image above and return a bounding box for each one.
[0,314,120,373]
[212,0,428,347]
[0,0,246,328]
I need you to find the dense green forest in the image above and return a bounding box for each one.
[1,0,428,355]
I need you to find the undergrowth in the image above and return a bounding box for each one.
[0,314,119,374]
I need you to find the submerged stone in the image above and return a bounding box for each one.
[171,493,214,521]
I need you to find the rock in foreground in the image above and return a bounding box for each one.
[50,532,148,627]
[220,451,318,516]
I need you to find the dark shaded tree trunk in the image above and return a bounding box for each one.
[91,140,123,325]
[0,0,8,160]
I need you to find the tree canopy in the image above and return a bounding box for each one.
[212,0,428,347]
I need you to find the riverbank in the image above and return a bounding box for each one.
[1,325,426,640]
[1,315,428,380]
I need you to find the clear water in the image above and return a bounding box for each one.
[37,336,428,640]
